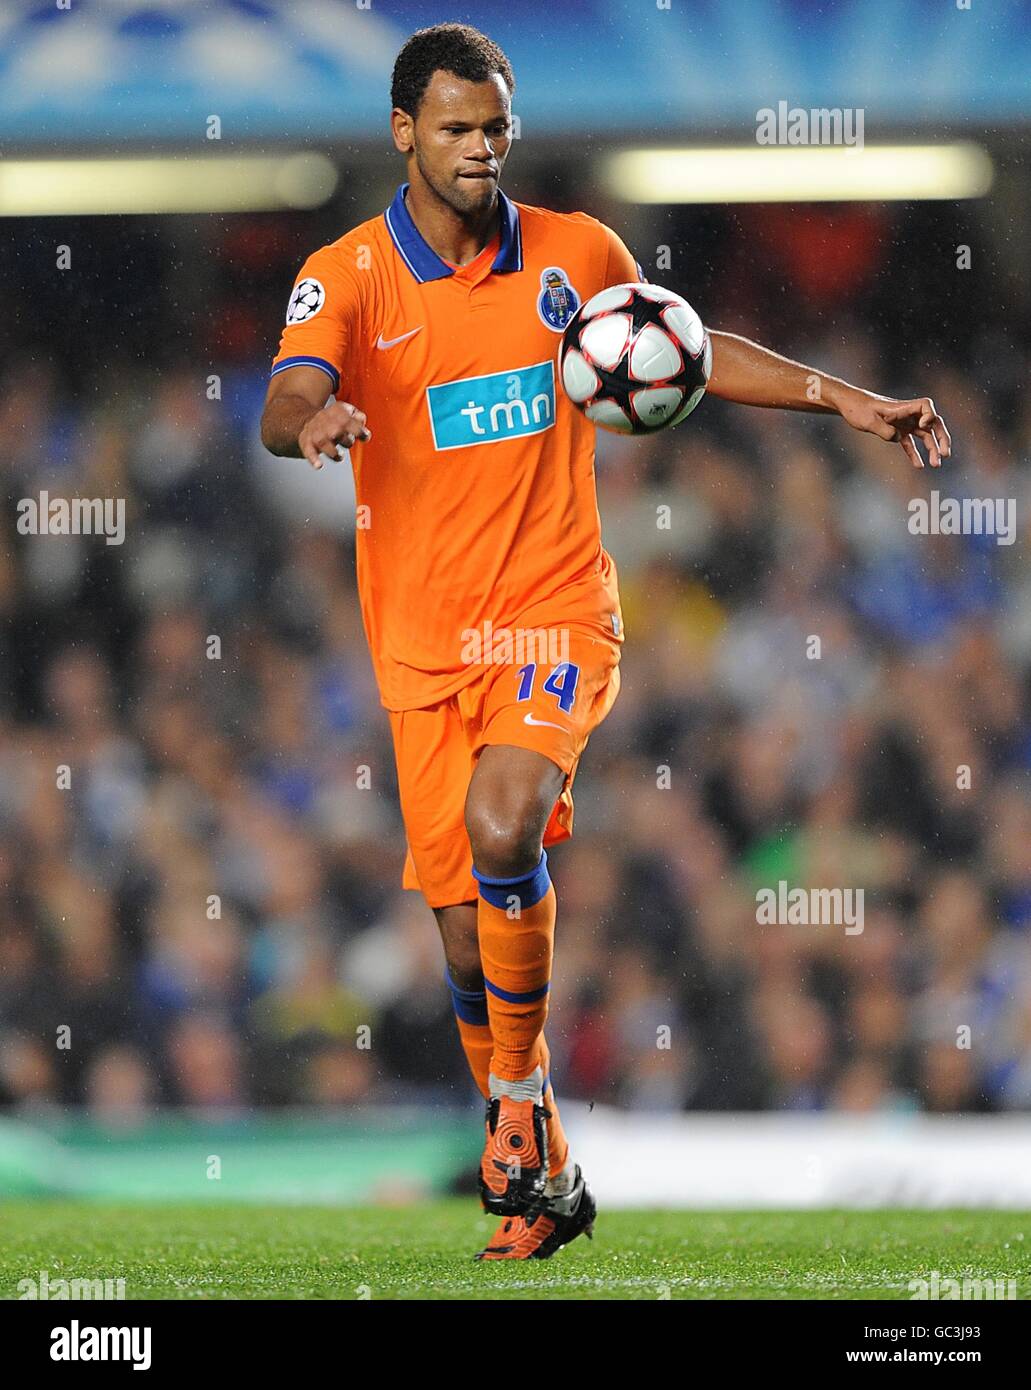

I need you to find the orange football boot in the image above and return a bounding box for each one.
[476,1166,597,1260]
[478,1094,550,1216]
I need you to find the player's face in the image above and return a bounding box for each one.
[402,72,513,216]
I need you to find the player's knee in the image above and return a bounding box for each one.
[465,800,543,881]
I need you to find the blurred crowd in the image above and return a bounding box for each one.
[1,182,1030,1121]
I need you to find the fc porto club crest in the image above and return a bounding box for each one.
[536,266,580,332]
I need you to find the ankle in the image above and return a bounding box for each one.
[489,1066,544,1103]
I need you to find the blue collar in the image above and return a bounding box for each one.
[383,182,523,283]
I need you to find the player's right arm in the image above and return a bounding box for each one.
[260,246,370,469]
[261,369,371,470]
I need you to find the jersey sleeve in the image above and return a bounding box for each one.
[600,222,646,287]
[270,246,362,396]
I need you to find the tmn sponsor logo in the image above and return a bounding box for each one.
[426,361,555,451]
[908,490,1016,546]
[756,101,865,148]
[50,1320,151,1371]
[755,881,864,935]
[18,1269,126,1300]
[909,1271,1017,1301]
[460,621,569,667]
[16,491,125,546]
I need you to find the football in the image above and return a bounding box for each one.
[558,281,712,434]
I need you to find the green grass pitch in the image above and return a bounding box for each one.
[2,1203,1028,1300]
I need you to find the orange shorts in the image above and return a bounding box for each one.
[388,621,621,909]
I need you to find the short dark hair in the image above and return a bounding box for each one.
[391,23,515,118]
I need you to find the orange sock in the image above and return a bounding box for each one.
[473,850,555,1085]
[446,970,492,1098]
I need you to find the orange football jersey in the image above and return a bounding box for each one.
[271,184,639,711]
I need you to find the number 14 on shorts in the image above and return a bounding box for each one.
[516,661,580,714]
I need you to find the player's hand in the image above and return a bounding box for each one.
[836,390,951,469]
[298,401,372,469]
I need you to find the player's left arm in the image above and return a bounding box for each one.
[706,330,951,469]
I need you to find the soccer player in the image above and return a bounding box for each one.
[261,23,950,1260]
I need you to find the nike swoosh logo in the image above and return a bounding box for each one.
[523,713,567,732]
[376,326,423,350]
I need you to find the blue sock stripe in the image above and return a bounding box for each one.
[483,975,551,1004]
[444,970,489,1027]
[473,850,551,911]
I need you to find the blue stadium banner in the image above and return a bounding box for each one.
[0,0,1027,144]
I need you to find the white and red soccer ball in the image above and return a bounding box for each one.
[559,282,711,434]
